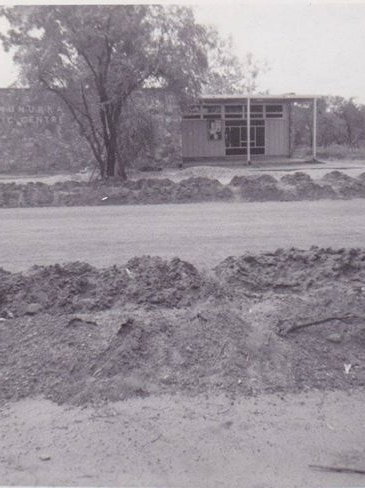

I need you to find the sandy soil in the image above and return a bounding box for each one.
[1,159,365,185]
[0,390,364,488]
[156,160,365,184]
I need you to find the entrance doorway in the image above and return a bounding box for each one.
[225,120,265,156]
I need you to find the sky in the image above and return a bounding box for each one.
[1,1,365,102]
[194,2,365,102]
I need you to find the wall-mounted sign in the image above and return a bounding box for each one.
[0,103,62,126]
[208,119,222,140]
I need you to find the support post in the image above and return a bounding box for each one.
[312,97,317,161]
[247,94,251,165]
[288,102,293,158]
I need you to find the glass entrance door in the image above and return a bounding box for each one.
[225,120,265,156]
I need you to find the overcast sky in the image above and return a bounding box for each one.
[1,1,365,102]
[195,2,365,102]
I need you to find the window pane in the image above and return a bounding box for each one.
[188,105,201,114]
[251,105,263,112]
[202,105,221,114]
[225,105,242,113]
[266,105,283,113]
[256,127,265,146]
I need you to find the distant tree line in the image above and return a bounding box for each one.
[293,97,365,150]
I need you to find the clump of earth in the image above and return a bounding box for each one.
[1,171,365,207]
[1,247,365,406]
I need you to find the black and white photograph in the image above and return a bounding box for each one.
[0,1,365,487]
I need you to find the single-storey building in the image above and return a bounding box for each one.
[182,94,318,164]
[0,88,318,172]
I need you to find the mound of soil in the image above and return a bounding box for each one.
[1,171,365,207]
[280,172,312,184]
[320,171,365,198]
[321,170,355,183]
[230,175,285,201]
[173,176,232,202]
[1,248,365,406]
[0,257,217,317]
[214,247,365,292]
[279,173,337,200]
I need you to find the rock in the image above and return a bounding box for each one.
[326,333,342,343]
[117,318,134,336]
[39,454,51,461]
[67,317,97,328]
[0,309,14,319]
[25,303,43,315]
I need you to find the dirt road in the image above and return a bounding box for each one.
[2,199,365,272]
[0,391,364,488]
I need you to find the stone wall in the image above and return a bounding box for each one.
[0,88,86,172]
[139,89,182,167]
[0,87,182,173]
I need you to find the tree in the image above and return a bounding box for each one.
[293,96,365,150]
[203,33,267,94]
[330,97,365,147]
[0,5,211,178]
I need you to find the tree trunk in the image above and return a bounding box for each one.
[106,138,117,177]
[116,158,127,180]
[106,153,115,177]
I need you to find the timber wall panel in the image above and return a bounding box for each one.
[265,119,290,156]
[182,119,225,158]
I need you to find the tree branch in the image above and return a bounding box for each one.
[277,314,363,336]
[40,76,105,175]
[80,83,103,156]
[309,464,365,475]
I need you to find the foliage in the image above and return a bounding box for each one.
[0,5,211,179]
[293,96,365,150]
[203,33,267,94]
[117,98,156,169]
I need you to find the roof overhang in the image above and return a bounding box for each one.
[200,94,318,103]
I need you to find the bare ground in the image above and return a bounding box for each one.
[1,390,365,488]
[1,199,365,272]
[1,252,364,487]
[1,163,365,487]
[1,159,365,185]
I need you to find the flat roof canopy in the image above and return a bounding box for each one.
[201,94,317,103]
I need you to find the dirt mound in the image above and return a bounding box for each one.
[230,174,285,201]
[273,287,365,391]
[0,257,217,318]
[174,176,232,201]
[320,171,365,198]
[230,174,278,186]
[280,172,312,184]
[1,248,365,405]
[215,247,365,292]
[321,170,355,183]
[0,177,233,207]
[1,170,365,207]
[0,304,262,404]
[120,177,232,204]
[230,172,346,201]
[279,172,337,200]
